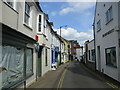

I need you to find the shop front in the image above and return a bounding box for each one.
[1,24,36,89]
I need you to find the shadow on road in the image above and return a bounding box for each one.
[66,61,102,81]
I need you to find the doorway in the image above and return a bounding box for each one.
[97,46,101,71]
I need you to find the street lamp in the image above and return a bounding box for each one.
[59,25,67,65]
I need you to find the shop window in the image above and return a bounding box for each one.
[26,48,33,77]
[1,46,33,88]
[1,46,24,88]
[105,47,117,67]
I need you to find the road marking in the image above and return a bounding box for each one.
[60,69,67,88]
[106,82,119,90]
[82,64,120,90]
[57,67,67,89]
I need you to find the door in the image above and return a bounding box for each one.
[97,46,101,71]
[37,50,42,77]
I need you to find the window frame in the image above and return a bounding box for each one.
[97,20,101,31]
[3,0,17,12]
[88,50,91,60]
[91,49,95,62]
[7,1,13,7]
[105,47,117,68]
[24,2,31,25]
[38,15,42,32]
[106,6,113,24]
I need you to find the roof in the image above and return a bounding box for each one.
[35,2,43,12]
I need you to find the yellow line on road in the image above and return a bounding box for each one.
[82,64,120,90]
[57,68,67,89]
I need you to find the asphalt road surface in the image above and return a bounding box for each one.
[58,61,114,89]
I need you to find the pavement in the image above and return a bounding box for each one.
[28,62,69,88]
[28,61,120,89]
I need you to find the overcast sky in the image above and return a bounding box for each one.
[40,2,96,45]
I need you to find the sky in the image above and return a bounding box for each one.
[39,2,96,45]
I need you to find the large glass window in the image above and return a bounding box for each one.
[1,46,24,88]
[1,46,33,88]
[105,47,117,67]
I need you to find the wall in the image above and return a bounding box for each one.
[95,2,119,81]
[2,2,18,30]
[1,1,38,88]
[0,0,2,23]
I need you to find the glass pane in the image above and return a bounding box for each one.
[39,23,41,32]
[39,15,41,23]
[109,7,113,20]
[24,14,29,24]
[106,47,116,67]
[1,46,24,88]
[26,49,33,77]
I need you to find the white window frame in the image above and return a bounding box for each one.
[4,0,17,11]
[24,2,30,25]
[106,6,113,24]
[24,2,33,28]
[97,20,101,30]
[37,14,42,33]
[105,47,117,68]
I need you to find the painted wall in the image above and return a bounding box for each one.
[94,2,119,81]
[87,40,95,62]
[1,0,39,87]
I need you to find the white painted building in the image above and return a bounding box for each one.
[37,12,51,76]
[93,2,120,82]
[87,40,95,63]
[1,0,40,88]
[76,48,81,61]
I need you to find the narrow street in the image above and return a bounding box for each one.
[58,61,112,88]
[29,61,118,89]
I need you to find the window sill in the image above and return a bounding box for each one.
[88,60,95,63]
[106,18,113,25]
[23,23,33,30]
[106,64,117,68]
[97,28,101,32]
[3,2,19,14]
